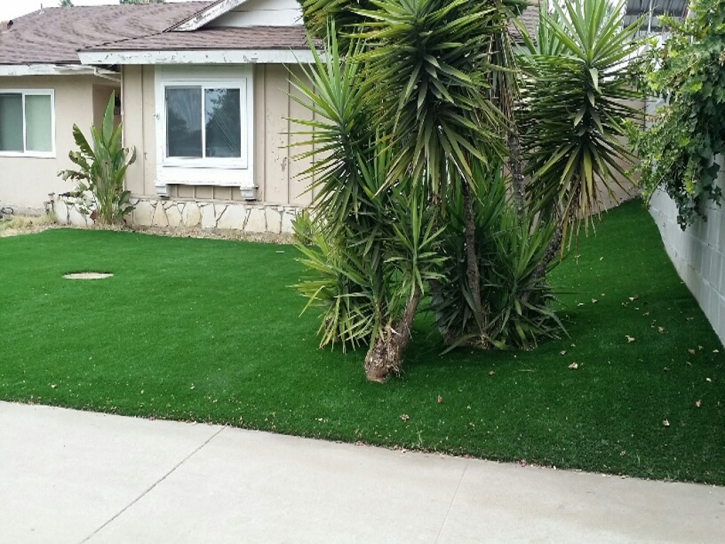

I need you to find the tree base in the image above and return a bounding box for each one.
[363,288,422,383]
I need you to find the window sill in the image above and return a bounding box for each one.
[161,158,248,170]
[0,151,56,159]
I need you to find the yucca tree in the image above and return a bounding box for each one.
[518,0,643,255]
[290,28,446,381]
[353,0,521,347]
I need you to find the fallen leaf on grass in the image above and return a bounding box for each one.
[50,384,57,389]
[568,362,579,370]
[706,378,712,383]
[620,450,627,456]
[688,348,696,355]
[629,295,639,302]
[663,420,670,427]
[400,414,410,422]
[625,335,635,343]
[695,400,702,408]
[658,327,664,333]
[489,371,495,376]
[686,317,694,321]
[437,395,443,404]
[560,350,567,356]
[714,349,720,354]
[591,299,598,304]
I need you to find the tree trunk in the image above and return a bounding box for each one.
[507,132,525,223]
[523,220,564,305]
[460,181,485,334]
[364,286,422,383]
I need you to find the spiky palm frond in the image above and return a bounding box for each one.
[518,0,644,235]
[354,0,516,195]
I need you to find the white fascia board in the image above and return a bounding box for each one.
[175,0,249,32]
[78,49,315,65]
[0,64,106,76]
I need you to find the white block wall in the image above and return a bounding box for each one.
[649,166,725,343]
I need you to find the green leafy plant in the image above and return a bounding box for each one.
[59,92,136,225]
[433,161,564,350]
[519,0,643,239]
[290,1,642,382]
[289,28,446,380]
[628,0,725,228]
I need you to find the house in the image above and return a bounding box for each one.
[0,0,542,234]
[0,0,316,233]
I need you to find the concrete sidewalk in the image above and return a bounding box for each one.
[1,402,723,544]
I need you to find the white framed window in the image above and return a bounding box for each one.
[165,85,246,163]
[0,89,55,157]
[154,66,254,196]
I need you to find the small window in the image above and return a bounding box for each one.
[0,91,54,155]
[165,86,242,159]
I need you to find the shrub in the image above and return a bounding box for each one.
[59,92,136,225]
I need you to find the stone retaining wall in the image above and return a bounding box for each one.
[54,196,303,235]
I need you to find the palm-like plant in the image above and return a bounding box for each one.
[59,93,136,225]
[518,0,643,243]
[354,0,520,342]
[290,28,446,381]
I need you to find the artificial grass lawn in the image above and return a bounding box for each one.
[1,200,723,485]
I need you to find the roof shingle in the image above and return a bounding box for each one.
[84,25,309,53]
[0,1,538,66]
[0,2,211,65]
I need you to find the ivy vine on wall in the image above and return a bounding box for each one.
[628,0,725,228]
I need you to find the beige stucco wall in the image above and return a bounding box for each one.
[121,63,315,207]
[0,75,109,213]
[92,84,122,130]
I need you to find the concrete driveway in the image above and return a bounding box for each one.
[1,401,723,543]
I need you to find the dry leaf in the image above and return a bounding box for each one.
[591,299,598,304]
[688,348,696,355]
[560,350,567,356]
[489,371,495,376]
[629,295,639,301]
[568,362,579,370]
[50,384,57,389]
[620,450,627,456]
[686,317,694,321]
[437,395,443,404]
[713,349,720,354]
[706,378,712,383]
[400,414,410,422]
[519,459,527,467]
[698,345,703,350]
[578,302,585,307]
[658,327,664,333]
[625,335,635,343]
[663,420,670,427]
[695,400,702,408]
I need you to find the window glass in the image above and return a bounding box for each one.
[25,94,53,153]
[166,87,202,158]
[205,89,241,158]
[0,93,24,152]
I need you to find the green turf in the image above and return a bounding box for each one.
[1,200,723,484]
